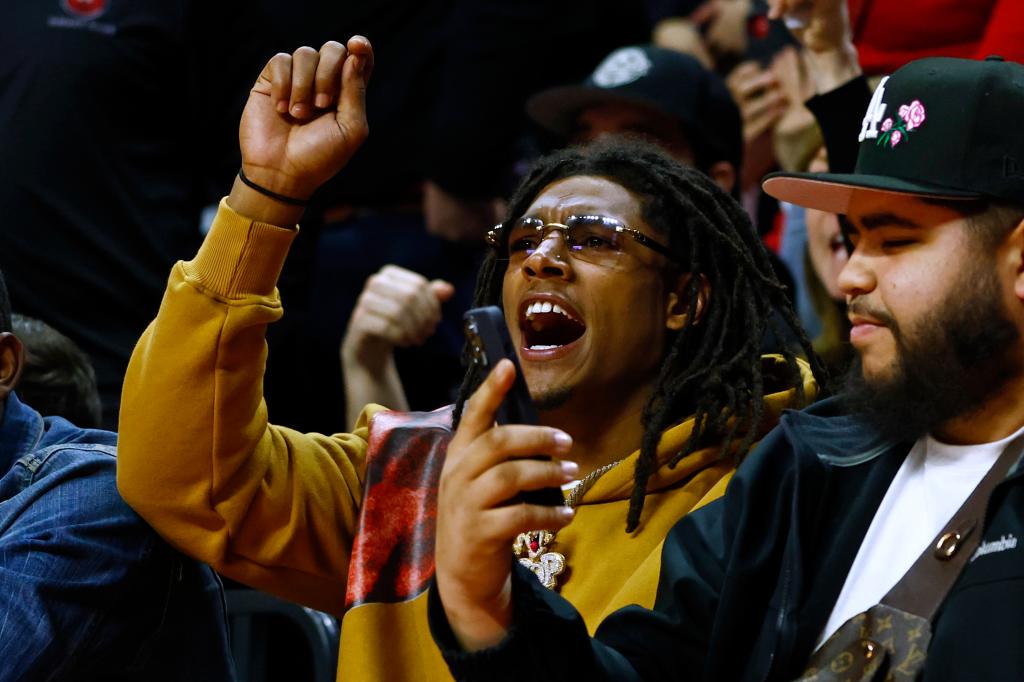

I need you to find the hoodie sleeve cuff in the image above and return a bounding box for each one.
[181,198,299,299]
[427,563,591,680]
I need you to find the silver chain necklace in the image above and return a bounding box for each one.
[565,459,622,508]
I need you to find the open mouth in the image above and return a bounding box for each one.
[519,299,586,351]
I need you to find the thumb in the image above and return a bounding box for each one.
[429,280,456,303]
[336,36,372,136]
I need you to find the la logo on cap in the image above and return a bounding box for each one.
[61,0,107,19]
[859,76,927,149]
[859,77,891,143]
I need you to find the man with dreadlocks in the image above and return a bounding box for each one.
[116,39,819,681]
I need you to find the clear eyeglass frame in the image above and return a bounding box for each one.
[486,214,680,268]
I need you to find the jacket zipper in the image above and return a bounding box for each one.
[763,561,793,682]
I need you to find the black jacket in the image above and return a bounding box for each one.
[430,397,1024,680]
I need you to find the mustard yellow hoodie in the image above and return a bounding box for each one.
[117,201,816,681]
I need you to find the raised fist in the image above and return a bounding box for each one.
[238,37,374,203]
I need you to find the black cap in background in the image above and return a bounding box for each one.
[526,45,743,174]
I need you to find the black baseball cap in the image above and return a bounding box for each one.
[526,45,743,173]
[763,56,1024,213]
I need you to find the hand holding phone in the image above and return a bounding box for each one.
[463,306,567,507]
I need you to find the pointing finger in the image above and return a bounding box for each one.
[455,360,516,444]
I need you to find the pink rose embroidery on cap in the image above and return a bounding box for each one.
[899,100,926,130]
[878,100,926,148]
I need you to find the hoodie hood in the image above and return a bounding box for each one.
[576,355,817,505]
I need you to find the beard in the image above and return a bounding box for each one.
[533,385,574,412]
[842,259,1021,443]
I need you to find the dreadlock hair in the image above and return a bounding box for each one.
[453,138,825,532]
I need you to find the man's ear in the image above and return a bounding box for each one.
[665,274,711,331]
[1010,217,1024,303]
[0,332,24,402]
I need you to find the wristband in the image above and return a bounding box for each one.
[237,168,310,206]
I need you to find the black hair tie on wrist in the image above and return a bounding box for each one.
[237,168,310,206]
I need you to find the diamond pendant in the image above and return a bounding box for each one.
[513,530,566,590]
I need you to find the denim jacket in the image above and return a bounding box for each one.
[0,393,235,681]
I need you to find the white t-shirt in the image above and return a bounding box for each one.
[815,424,1024,649]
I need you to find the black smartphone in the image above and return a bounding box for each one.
[463,306,566,506]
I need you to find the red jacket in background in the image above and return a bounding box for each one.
[849,0,1024,75]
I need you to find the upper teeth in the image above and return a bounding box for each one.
[525,301,571,319]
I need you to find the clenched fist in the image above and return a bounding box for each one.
[232,37,374,222]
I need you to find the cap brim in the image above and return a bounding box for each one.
[526,85,684,138]
[762,171,981,214]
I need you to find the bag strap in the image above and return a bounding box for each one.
[881,433,1024,620]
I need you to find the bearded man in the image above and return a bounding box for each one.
[429,54,1024,681]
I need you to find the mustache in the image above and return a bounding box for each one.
[847,299,897,328]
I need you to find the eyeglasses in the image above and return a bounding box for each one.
[486,214,680,268]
